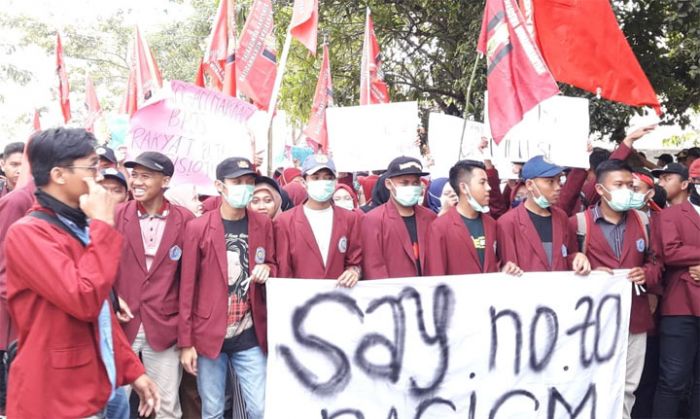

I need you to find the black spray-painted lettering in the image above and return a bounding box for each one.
[547,384,597,419]
[489,390,540,419]
[489,307,523,375]
[529,306,559,372]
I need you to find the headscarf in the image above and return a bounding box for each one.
[333,184,359,208]
[426,177,449,214]
[509,181,527,208]
[253,176,284,218]
[283,181,307,206]
[279,167,302,186]
[360,173,390,213]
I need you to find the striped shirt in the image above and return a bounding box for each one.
[591,205,627,259]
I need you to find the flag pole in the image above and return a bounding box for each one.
[265,30,293,176]
[458,52,482,160]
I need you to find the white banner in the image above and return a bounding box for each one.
[428,113,486,178]
[265,271,631,419]
[485,95,590,169]
[327,102,421,172]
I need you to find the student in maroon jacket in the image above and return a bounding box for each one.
[114,151,194,418]
[497,156,591,274]
[179,157,274,419]
[569,159,661,419]
[652,176,700,417]
[426,160,522,276]
[654,162,691,207]
[361,156,435,279]
[4,128,159,418]
[274,154,362,285]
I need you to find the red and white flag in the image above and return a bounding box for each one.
[84,76,101,132]
[121,27,163,116]
[56,33,71,123]
[236,0,277,109]
[204,0,237,95]
[532,0,661,114]
[477,0,559,143]
[360,8,389,105]
[133,26,163,103]
[304,44,333,153]
[289,0,319,54]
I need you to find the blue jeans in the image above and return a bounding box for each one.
[197,346,266,419]
[105,387,129,419]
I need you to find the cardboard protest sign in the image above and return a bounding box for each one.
[266,271,631,418]
[485,95,590,168]
[428,113,485,178]
[327,102,421,172]
[126,80,257,195]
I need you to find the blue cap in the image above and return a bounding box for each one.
[521,155,564,180]
[302,154,337,176]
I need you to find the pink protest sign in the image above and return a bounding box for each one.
[126,80,257,195]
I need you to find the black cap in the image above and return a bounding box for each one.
[688,147,700,158]
[100,168,127,188]
[385,156,429,179]
[675,149,689,160]
[655,153,673,164]
[124,151,174,177]
[216,157,256,180]
[651,163,689,180]
[96,146,117,164]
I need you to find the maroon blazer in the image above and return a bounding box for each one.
[658,201,700,316]
[425,207,499,275]
[178,209,276,358]
[497,203,578,272]
[5,210,144,418]
[274,205,362,279]
[113,201,194,351]
[569,209,661,333]
[486,168,508,220]
[361,201,436,279]
[0,182,35,350]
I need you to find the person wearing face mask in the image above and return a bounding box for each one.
[652,162,690,207]
[360,157,436,280]
[497,156,591,274]
[651,158,700,418]
[114,152,195,418]
[179,157,274,419]
[333,183,360,212]
[425,160,522,276]
[568,159,661,419]
[274,154,362,286]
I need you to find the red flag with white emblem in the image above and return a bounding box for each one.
[477,0,559,143]
[360,8,389,105]
[236,0,277,109]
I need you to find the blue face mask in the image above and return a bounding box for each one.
[224,184,254,208]
[307,180,336,202]
[532,184,551,209]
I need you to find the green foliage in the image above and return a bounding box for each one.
[0,0,698,142]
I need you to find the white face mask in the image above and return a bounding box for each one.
[390,180,422,207]
[334,199,355,211]
[223,184,254,208]
[464,184,489,213]
[306,180,336,202]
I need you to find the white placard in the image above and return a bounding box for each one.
[428,113,486,178]
[265,271,631,418]
[327,102,421,172]
[485,95,590,168]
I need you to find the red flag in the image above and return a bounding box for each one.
[289,0,319,54]
[133,26,163,103]
[120,67,138,116]
[194,58,206,87]
[477,0,559,143]
[236,0,277,109]
[360,8,389,105]
[304,44,333,153]
[32,110,41,132]
[84,76,101,132]
[532,0,661,114]
[56,33,71,123]
[204,0,237,95]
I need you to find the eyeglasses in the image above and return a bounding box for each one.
[64,165,100,174]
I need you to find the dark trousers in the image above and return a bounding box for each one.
[653,316,700,418]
